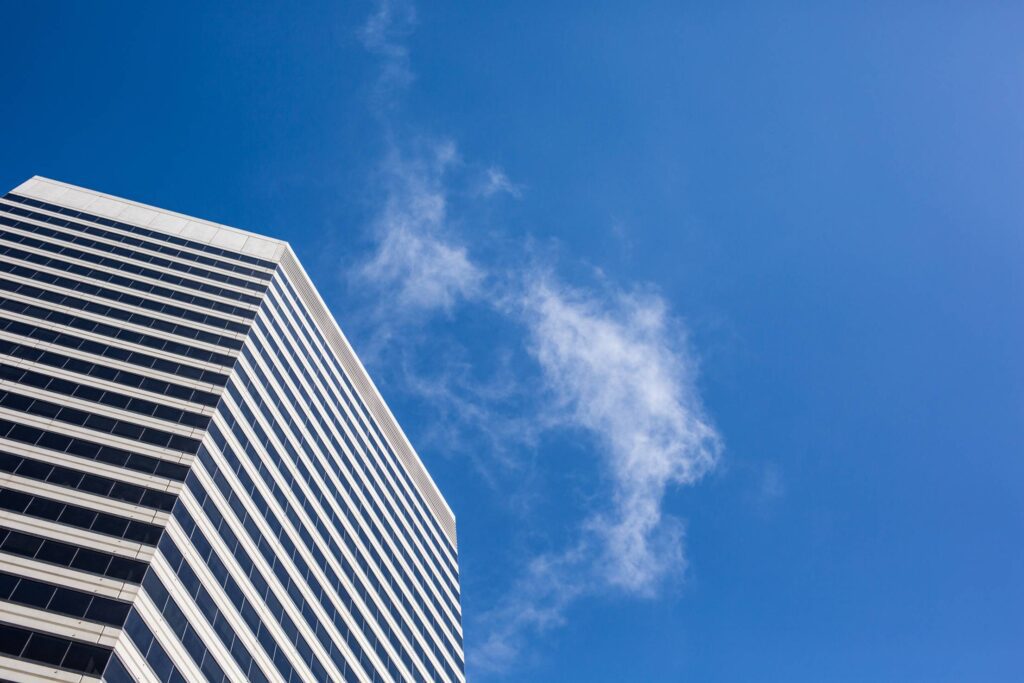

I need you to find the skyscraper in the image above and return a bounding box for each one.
[0,177,463,683]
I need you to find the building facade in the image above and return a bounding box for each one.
[0,177,463,683]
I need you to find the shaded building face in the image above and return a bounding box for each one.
[0,177,463,683]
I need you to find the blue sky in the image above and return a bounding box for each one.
[2,2,1023,681]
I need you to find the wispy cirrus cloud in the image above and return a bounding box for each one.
[356,2,484,323]
[477,166,524,199]
[471,278,722,673]
[359,0,416,110]
[354,1,722,678]
[472,542,588,673]
[521,277,721,592]
[357,142,483,317]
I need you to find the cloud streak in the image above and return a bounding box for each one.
[356,4,484,323]
[522,277,721,592]
[478,166,523,199]
[359,0,417,111]
[470,277,721,673]
[357,142,483,316]
[355,1,722,677]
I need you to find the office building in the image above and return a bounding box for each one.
[0,177,463,682]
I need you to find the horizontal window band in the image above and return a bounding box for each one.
[0,416,189,480]
[0,569,131,626]
[275,273,459,565]
[264,282,459,572]
[252,295,465,656]
[0,296,237,367]
[0,526,148,583]
[0,253,251,332]
[0,219,263,305]
[0,489,164,545]
[144,555,264,683]
[177,476,358,682]
[121,608,191,683]
[0,451,177,512]
[0,620,112,676]
[158,512,309,683]
[0,316,228,387]
[0,240,257,319]
[0,201,274,280]
[0,361,210,429]
[6,192,278,269]
[0,335,220,406]
[220,375,463,662]
[95,652,136,683]
[247,309,462,609]
[194,440,423,683]
[249,314,460,593]
[237,337,462,608]
[0,388,201,453]
[211,399,462,676]
[241,316,464,638]
[0,276,244,351]
[0,212,268,292]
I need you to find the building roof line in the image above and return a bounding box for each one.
[14,176,289,262]
[10,175,458,548]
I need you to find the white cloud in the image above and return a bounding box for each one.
[357,143,484,315]
[478,166,523,199]
[361,224,481,313]
[355,2,722,677]
[399,348,544,474]
[469,276,722,675]
[522,276,721,591]
[472,544,588,674]
[358,3,482,319]
[359,0,417,108]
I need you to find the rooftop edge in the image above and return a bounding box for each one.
[14,176,290,261]
[8,175,458,549]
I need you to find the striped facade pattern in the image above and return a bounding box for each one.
[0,177,462,683]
